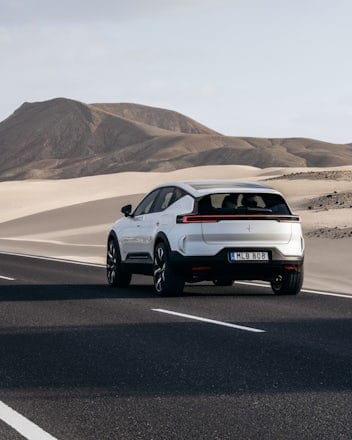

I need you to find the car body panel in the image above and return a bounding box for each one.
[201,220,292,245]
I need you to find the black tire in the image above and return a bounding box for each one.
[106,237,132,287]
[213,278,234,286]
[153,242,184,296]
[271,268,304,296]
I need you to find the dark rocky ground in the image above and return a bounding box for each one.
[268,170,352,181]
[304,191,352,210]
[305,227,352,239]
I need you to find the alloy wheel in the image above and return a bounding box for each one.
[154,245,166,293]
[107,240,118,285]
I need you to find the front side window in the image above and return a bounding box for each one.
[197,193,291,215]
[133,190,160,216]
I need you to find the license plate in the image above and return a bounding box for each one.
[229,251,269,262]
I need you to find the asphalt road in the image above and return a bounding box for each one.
[0,253,351,440]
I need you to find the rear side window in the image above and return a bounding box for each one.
[153,187,187,212]
[154,187,175,212]
[197,193,291,215]
[172,187,186,203]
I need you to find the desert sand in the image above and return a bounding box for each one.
[0,165,351,293]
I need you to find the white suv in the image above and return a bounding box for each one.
[107,180,304,296]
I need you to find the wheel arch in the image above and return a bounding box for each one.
[108,230,118,244]
[154,232,172,253]
[107,230,121,252]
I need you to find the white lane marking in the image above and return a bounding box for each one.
[0,275,15,281]
[301,289,352,299]
[0,251,104,268]
[0,400,58,440]
[235,281,352,299]
[152,308,265,333]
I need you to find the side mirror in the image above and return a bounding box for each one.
[121,204,132,217]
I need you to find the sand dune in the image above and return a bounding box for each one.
[1,164,351,231]
[0,165,260,222]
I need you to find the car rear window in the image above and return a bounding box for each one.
[197,193,291,215]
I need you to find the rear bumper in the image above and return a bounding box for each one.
[169,248,304,281]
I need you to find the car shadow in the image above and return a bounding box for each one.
[0,281,274,301]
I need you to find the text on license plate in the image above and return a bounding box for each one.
[229,251,269,262]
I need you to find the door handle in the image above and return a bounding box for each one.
[156,222,160,226]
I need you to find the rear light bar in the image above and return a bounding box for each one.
[176,214,300,223]
[177,215,217,223]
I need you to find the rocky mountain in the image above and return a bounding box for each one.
[0,97,351,180]
[90,102,217,135]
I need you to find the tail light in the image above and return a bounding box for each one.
[177,215,217,223]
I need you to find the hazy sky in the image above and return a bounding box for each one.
[1,0,352,143]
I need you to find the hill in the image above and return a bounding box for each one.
[0,97,352,180]
[90,102,217,135]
